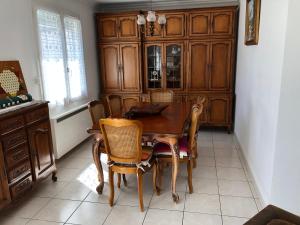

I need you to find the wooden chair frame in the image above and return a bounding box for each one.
[106,94,123,117]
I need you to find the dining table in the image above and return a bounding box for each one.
[90,102,191,203]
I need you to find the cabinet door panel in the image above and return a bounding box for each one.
[118,16,139,39]
[208,97,229,124]
[211,12,233,35]
[164,14,185,38]
[120,44,140,92]
[188,42,210,90]
[97,17,118,40]
[210,41,232,90]
[189,13,210,37]
[28,121,54,180]
[100,45,121,92]
[0,144,11,209]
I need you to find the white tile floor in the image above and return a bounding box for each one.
[0,131,263,225]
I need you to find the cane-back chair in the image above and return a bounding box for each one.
[153,103,204,194]
[106,94,123,117]
[100,118,158,212]
[149,90,174,103]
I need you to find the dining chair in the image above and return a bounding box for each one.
[149,90,174,103]
[106,94,123,117]
[153,103,203,194]
[122,97,139,112]
[99,118,159,212]
[87,100,127,193]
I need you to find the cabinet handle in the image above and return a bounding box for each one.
[35,128,48,134]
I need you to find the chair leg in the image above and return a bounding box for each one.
[187,160,193,194]
[117,174,121,189]
[109,168,115,206]
[122,174,127,187]
[152,162,160,195]
[192,158,197,168]
[158,162,164,189]
[137,170,144,212]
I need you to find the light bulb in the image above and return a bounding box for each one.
[137,14,146,25]
[158,14,166,25]
[147,11,156,22]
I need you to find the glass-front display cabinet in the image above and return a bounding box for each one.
[144,42,184,91]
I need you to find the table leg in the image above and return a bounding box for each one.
[169,138,180,202]
[92,138,104,194]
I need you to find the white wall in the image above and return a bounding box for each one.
[270,0,300,215]
[235,0,289,202]
[0,0,99,102]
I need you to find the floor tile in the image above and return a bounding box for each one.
[192,178,219,194]
[85,186,120,204]
[104,205,146,225]
[0,217,29,225]
[33,199,81,223]
[197,157,216,167]
[67,202,111,225]
[183,212,222,225]
[215,157,242,168]
[55,181,91,201]
[220,196,258,218]
[214,148,238,158]
[144,209,183,225]
[57,156,93,170]
[33,180,68,198]
[198,147,215,157]
[149,191,185,211]
[217,167,247,181]
[116,186,153,207]
[192,166,217,179]
[160,174,187,192]
[218,180,252,197]
[56,168,81,182]
[213,141,236,149]
[222,216,248,225]
[185,193,221,215]
[198,141,213,148]
[27,220,64,225]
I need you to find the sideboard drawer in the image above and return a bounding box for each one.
[0,116,25,135]
[2,129,27,150]
[26,107,49,124]
[8,161,31,183]
[10,175,32,199]
[6,144,30,168]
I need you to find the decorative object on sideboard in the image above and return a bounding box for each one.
[245,0,261,45]
[137,0,166,36]
[0,61,33,109]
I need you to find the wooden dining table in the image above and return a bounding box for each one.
[90,102,191,202]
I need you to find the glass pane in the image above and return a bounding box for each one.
[37,9,67,105]
[166,45,181,89]
[147,45,162,89]
[64,16,87,99]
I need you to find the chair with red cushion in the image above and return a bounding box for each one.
[153,103,204,193]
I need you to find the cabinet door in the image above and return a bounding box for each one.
[164,13,185,38]
[165,43,184,90]
[120,44,141,92]
[211,11,233,36]
[97,17,118,40]
[0,144,11,209]
[118,16,139,40]
[208,97,229,124]
[28,121,55,180]
[189,12,210,37]
[144,44,163,90]
[100,45,121,93]
[209,41,232,90]
[188,42,210,91]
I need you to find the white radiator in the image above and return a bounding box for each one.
[50,106,91,159]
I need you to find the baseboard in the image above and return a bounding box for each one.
[233,133,268,208]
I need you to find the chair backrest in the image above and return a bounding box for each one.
[88,100,106,129]
[188,104,204,157]
[100,118,143,164]
[123,97,139,113]
[106,94,123,117]
[150,90,174,103]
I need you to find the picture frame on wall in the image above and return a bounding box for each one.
[245,0,261,45]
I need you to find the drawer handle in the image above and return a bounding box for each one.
[35,128,48,134]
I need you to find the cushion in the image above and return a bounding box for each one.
[142,146,153,161]
[153,136,189,158]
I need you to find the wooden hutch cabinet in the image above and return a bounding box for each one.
[0,102,56,209]
[96,6,238,131]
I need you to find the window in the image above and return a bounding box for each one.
[36,9,87,105]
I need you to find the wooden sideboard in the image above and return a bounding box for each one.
[96,6,238,132]
[0,101,56,210]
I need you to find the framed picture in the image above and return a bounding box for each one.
[245,0,261,45]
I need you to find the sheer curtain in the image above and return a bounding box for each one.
[36,9,87,106]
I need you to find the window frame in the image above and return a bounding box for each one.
[34,5,88,106]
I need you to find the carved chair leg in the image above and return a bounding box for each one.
[158,162,164,189]
[117,174,121,189]
[92,140,104,194]
[137,170,144,212]
[109,167,115,207]
[122,174,127,187]
[152,162,160,195]
[52,171,57,182]
[192,158,197,169]
[187,160,193,194]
